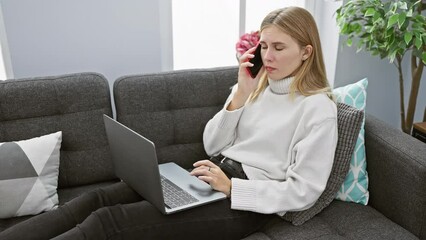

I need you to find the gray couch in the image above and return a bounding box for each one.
[0,67,425,239]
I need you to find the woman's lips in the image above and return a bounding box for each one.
[265,66,276,72]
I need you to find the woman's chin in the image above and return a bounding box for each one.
[268,74,288,81]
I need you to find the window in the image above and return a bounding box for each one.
[172,0,305,71]
[171,0,240,70]
[244,0,305,33]
[0,48,7,80]
[0,3,12,80]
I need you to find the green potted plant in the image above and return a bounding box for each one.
[336,0,426,134]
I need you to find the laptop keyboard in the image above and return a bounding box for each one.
[160,175,199,209]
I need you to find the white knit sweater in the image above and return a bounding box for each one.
[203,77,338,215]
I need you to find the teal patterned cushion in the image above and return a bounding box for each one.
[0,132,62,218]
[333,78,369,205]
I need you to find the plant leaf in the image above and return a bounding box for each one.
[422,52,426,65]
[352,23,362,33]
[356,40,364,53]
[398,2,408,10]
[365,8,376,17]
[373,11,381,21]
[389,50,397,63]
[407,9,413,17]
[347,38,353,47]
[404,32,413,45]
[387,14,399,29]
[415,37,422,49]
[342,23,350,34]
[398,13,406,29]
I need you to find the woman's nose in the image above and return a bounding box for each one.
[262,49,272,62]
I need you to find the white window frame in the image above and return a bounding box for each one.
[0,2,13,80]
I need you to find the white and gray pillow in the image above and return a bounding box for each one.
[0,131,62,218]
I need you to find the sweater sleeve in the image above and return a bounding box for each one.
[231,118,338,214]
[203,85,244,156]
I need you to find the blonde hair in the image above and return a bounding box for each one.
[249,7,334,102]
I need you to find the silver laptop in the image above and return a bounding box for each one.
[103,115,226,214]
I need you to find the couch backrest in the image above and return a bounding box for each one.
[114,67,238,169]
[0,73,115,188]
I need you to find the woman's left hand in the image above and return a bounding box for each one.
[190,160,232,197]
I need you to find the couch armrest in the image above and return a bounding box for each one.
[365,115,426,239]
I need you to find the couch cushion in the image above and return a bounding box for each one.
[0,131,62,218]
[113,67,238,169]
[243,201,418,240]
[0,72,115,188]
[333,78,369,205]
[317,201,418,239]
[282,102,364,225]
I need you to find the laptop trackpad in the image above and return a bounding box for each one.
[159,162,225,200]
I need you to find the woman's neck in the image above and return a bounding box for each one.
[267,76,294,94]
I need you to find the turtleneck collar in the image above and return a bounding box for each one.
[268,76,294,95]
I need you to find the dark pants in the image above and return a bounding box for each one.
[2,182,276,240]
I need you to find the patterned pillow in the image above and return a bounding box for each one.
[0,131,62,218]
[282,102,364,225]
[333,78,369,205]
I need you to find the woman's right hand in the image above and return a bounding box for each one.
[227,46,264,111]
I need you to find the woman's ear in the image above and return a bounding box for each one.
[302,45,313,61]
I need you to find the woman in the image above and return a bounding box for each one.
[191,6,337,216]
[6,6,338,240]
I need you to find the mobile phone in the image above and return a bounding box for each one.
[246,44,263,78]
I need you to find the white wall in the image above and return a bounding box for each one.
[0,0,173,83]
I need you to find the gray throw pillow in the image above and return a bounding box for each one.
[0,131,62,218]
[282,102,364,225]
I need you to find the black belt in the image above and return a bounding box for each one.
[210,154,247,179]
